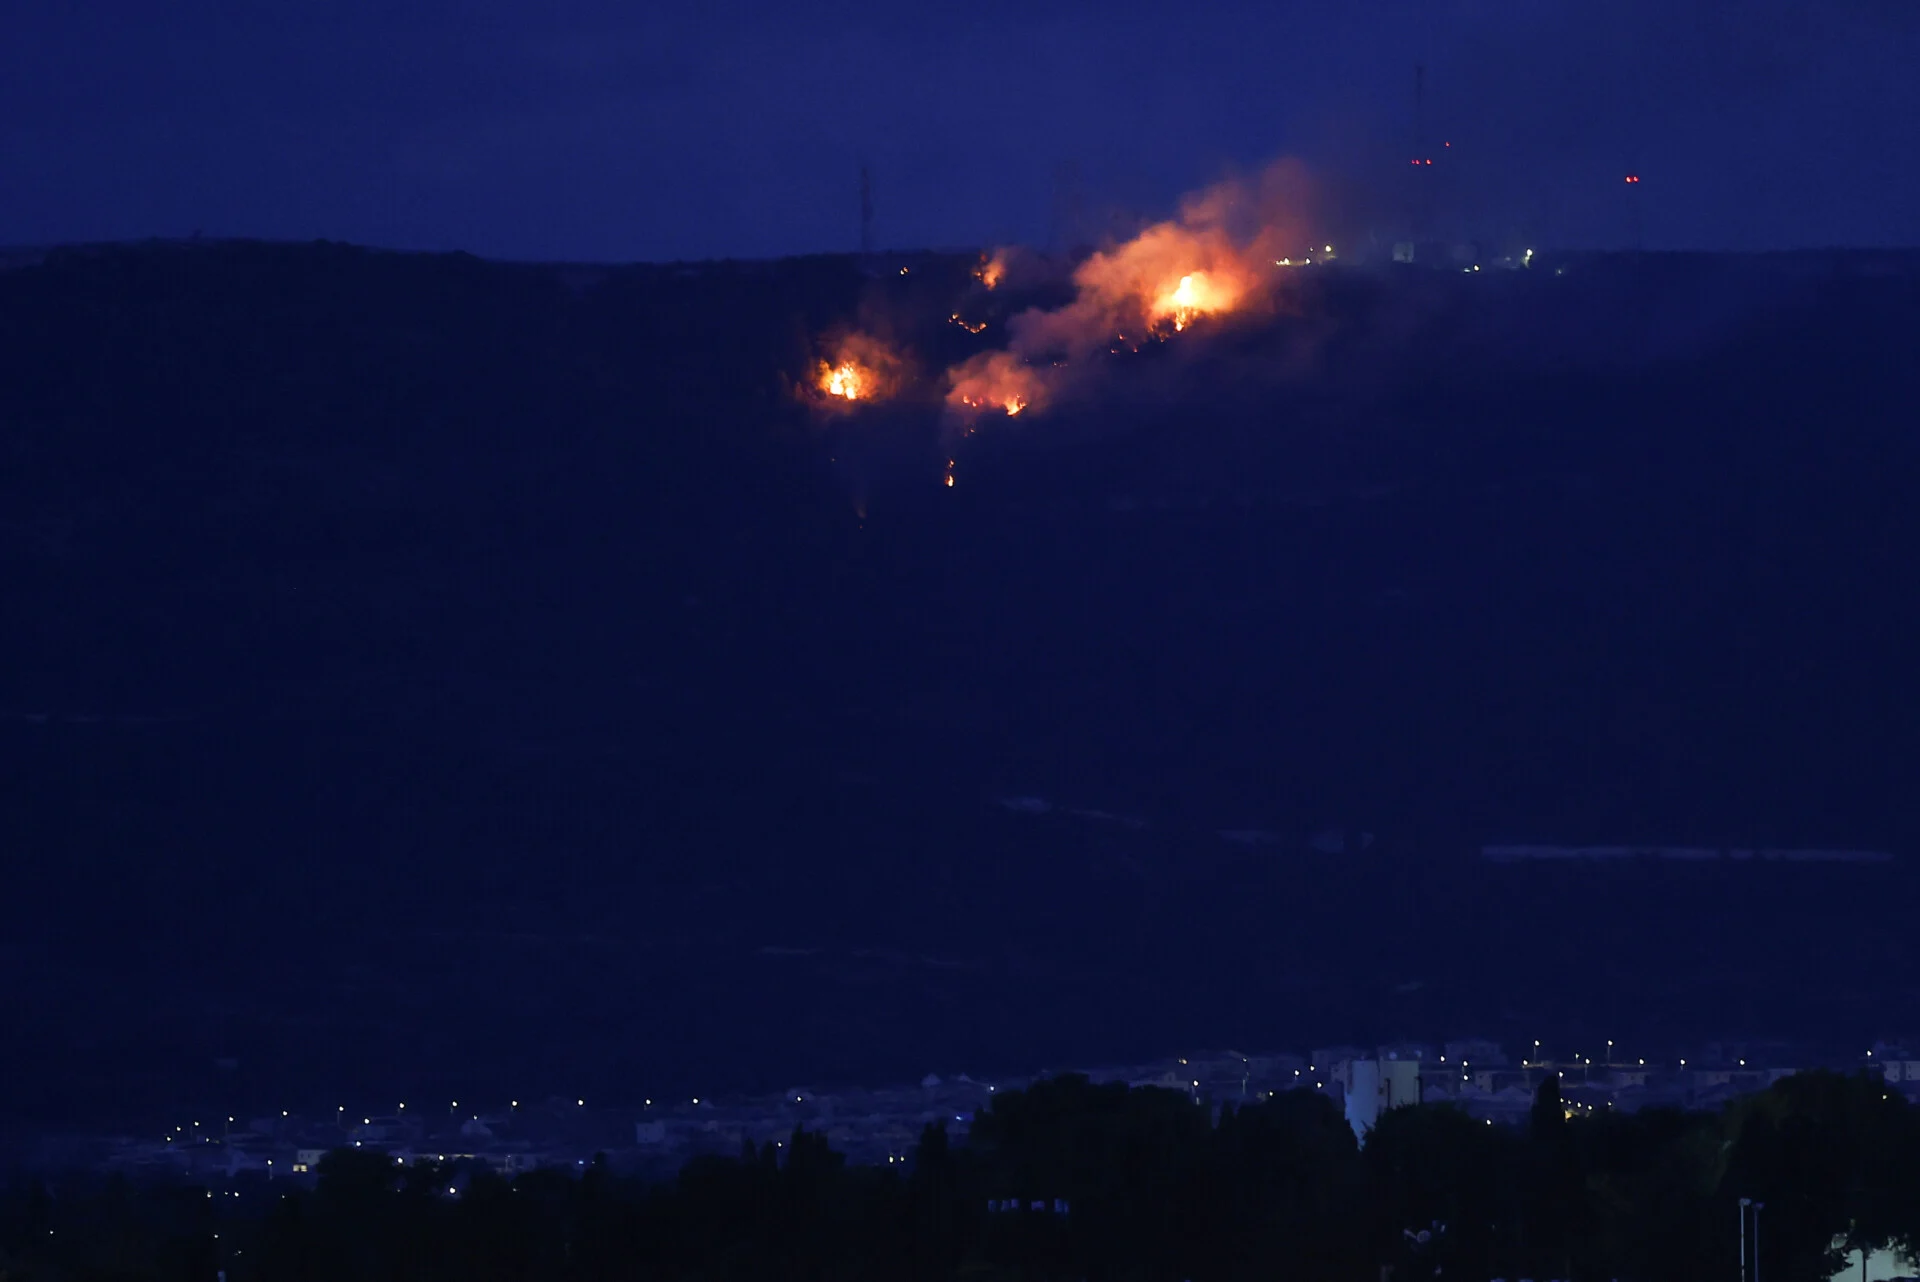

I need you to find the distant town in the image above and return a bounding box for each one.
[26,1037,1920,1184]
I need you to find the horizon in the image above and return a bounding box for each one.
[11,235,1920,269]
[7,0,1919,260]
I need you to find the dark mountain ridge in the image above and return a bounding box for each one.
[2,239,1915,1133]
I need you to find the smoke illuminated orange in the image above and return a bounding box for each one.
[819,360,869,400]
[945,160,1313,418]
[1151,270,1241,334]
[975,252,1006,290]
[810,332,902,408]
[947,349,1046,418]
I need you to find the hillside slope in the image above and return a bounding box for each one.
[2,240,1916,1130]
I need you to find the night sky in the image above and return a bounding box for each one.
[7,0,1917,261]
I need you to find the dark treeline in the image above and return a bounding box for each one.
[4,1070,1918,1282]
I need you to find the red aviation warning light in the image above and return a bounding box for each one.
[1625,174,1640,183]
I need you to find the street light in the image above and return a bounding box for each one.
[1739,1198,1750,1282]
[1739,1198,1766,1282]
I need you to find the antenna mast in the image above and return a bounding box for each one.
[1414,64,1426,160]
[859,164,874,254]
[1412,64,1433,242]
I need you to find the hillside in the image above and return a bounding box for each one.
[2,239,1917,1132]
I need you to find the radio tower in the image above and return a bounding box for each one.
[859,164,874,254]
[1414,63,1426,160]
[1411,64,1434,243]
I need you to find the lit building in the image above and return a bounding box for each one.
[1344,1054,1422,1139]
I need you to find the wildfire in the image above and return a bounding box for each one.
[960,394,1026,416]
[810,332,902,408]
[819,360,869,400]
[947,349,1046,418]
[949,313,987,334]
[1150,270,1238,334]
[942,161,1315,422]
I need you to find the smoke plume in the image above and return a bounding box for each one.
[946,160,1319,418]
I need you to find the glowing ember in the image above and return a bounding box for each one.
[949,313,987,334]
[957,393,1027,417]
[960,395,1026,415]
[943,460,956,487]
[947,349,1046,418]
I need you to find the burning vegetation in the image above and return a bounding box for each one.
[811,333,903,408]
[948,350,1043,419]
[806,161,1320,492]
[945,160,1311,420]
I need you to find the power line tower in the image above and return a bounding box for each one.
[1410,63,1435,243]
[1414,63,1426,160]
[859,164,874,254]
[1623,168,1645,250]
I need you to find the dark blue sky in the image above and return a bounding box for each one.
[6,0,1916,260]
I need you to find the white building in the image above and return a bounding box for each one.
[1345,1055,1422,1139]
[1828,1243,1920,1282]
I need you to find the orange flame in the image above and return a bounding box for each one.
[1150,270,1243,334]
[949,313,987,334]
[819,360,869,400]
[975,252,1006,290]
[811,332,902,408]
[943,160,1313,418]
[947,349,1046,418]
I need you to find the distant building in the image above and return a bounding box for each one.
[1828,1243,1920,1282]
[1345,1056,1421,1139]
[1313,1047,1367,1092]
[1444,1038,1509,1067]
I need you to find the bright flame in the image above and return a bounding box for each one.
[810,332,902,409]
[944,159,1313,418]
[1151,270,1239,333]
[975,252,1006,290]
[949,313,987,334]
[821,361,867,400]
[958,392,1029,417]
[948,349,1047,418]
